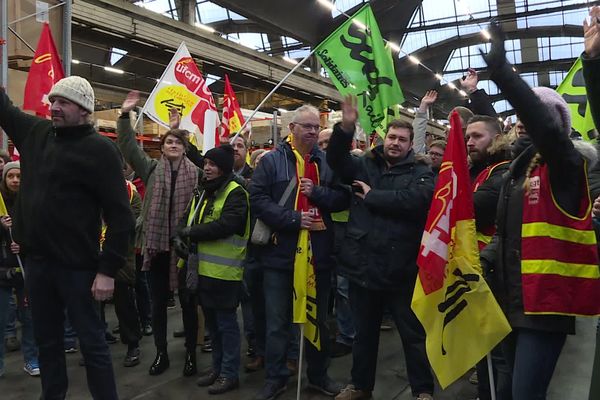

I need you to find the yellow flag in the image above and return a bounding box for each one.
[0,192,7,216]
[412,111,511,389]
[290,139,320,350]
[293,229,320,350]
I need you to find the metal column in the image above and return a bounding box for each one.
[1,0,8,150]
[62,0,72,76]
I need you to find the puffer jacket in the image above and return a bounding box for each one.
[327,123,434,290]
[249,139,348,272]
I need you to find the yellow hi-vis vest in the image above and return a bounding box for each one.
[193,180,249,281]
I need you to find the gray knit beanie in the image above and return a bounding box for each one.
[48,76,95,113]
[2,161,20,181]
[531,87,571,137]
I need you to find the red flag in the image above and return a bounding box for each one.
[220,74,245,140]
[23,23,64,117]
[416,111,476,294]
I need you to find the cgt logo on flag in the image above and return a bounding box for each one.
[411,111,511,389]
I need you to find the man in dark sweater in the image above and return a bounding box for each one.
[0,76,134,399]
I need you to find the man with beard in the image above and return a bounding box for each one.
[465,115,512,400]
[231,135,253,183]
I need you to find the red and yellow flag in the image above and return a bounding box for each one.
[221,74,245,140]
[23,23,64,117]
[411,111,511,389]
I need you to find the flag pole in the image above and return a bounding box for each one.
[230,48,318,143]
[296,323,305,400]
[486,353,497,400]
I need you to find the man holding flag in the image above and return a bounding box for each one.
[249,104,346,400]
[327,96,435,400]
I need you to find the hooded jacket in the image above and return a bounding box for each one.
[249,139,347,272]
[327,123,434,290]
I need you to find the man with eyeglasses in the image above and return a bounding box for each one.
[427,140,446,177]
[249,104,347,400]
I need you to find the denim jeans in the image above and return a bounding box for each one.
[349,281,434,396]
[263,268,331,385]
[204,307,240,379]
[246,266,300,360]
[335,275,355,346]
[4,292,16,338]
[26,258,118,400]
[0,286,38,370]
[500,328,566,400]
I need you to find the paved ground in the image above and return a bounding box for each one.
[0,304,595,399]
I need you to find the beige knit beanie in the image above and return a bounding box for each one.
[48,76,95,113]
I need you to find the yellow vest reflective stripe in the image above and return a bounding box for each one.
[331,209,349,223]
[196,180,249,281]
[522,221,597,245]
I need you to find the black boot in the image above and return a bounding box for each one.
[149,350,170,375]
[183,350,197,377]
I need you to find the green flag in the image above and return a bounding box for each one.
[374,103,403,138]
[556,57,596,141]
[316,5,404,135]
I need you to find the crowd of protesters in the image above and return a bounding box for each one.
[0,8,599,400]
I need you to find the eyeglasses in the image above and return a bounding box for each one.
[429,151,444,158]
[294,122,321,131]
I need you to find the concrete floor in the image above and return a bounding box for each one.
[0,305,595,399]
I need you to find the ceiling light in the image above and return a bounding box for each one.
[195,23,215,33]
[387,42,400,53]
[447,82,456,89]
[435,73,443,81]
[481,29,491,40]
[316,0,336,11]
[71,59,80,64]
[459,90,467,96]
[278,108,288,113]
[104,66,124,74]
[408,55,420,64]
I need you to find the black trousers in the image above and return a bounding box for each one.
[113,281,141,346]
[349,281,434,396]
[26,258,118,400]
[149,252,171,351]
[149,252,197,352]
[178,268,198,351]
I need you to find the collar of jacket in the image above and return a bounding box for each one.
[279,138,324,163]
[366,145,417,170]
[53,123,95,139]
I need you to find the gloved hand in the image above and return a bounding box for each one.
[178,226,191,239]
[171,236,189,259]
[480,20,507,71]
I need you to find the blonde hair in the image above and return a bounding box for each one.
[523,153,542,195]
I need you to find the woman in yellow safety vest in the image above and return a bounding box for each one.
[175,144,249,395]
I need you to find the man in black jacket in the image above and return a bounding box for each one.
[327,97,435,400]
[249,104,347,400]
[0,76,134,399]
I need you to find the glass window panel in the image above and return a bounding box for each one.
[197,1,229,23]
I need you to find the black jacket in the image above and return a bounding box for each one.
[0,89,135,277]
[466,88,499,118]
[327,123,434,290]
[249,140,347,272]
[180,173,248,309]
[480,62,584,334]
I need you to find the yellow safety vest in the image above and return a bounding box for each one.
[193,180,249,281]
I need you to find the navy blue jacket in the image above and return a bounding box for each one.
[249,140,348,271]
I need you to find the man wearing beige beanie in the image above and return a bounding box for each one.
[0,75,134,399]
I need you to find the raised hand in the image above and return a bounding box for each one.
[584,6,600,58]
[461,68,479,94]
[121,90,140,114]
[480,21,507,70]
[169,108,181,129]
[418,90,438,112]
[341,94,358,133]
